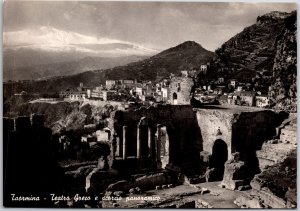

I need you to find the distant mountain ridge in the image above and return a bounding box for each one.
[3,26,158,81]
[4,52,147,81]
[3,41,214,95]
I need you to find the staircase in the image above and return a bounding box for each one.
[256,117,297,170]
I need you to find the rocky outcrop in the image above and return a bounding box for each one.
[269,11,297,112]
[250,149,296,208]
[5,101,118,134]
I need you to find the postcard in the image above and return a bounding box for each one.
[3,1,297,208]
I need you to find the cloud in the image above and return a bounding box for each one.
[3,1,297,51]
[4,26,159,56]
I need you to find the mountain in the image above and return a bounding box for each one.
[3,53,147,81]
[209,10,297,111]
[212,11,292,80]
[104,41,214,81]
[3,26,158,81]
[4,41,214,95]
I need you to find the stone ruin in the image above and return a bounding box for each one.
[3,105,295,208]
[84,105,287,194]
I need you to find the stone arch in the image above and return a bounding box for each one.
[210,139,228,180]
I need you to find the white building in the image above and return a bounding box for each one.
[200,65,207,74]
[106,80,116,89]
[230,79,238,88]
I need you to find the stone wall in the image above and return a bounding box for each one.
[196,109,235,159]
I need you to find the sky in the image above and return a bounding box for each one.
[3,1,297,52]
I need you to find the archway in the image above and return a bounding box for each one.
[210,139,228,181]
[173,93,178,105]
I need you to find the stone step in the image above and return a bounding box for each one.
[256,151,286,163]
[283,125,297,132]
[258,157,275,170]
[260,143,295,153]
[257,143,296,168]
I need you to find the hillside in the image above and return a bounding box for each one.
[213,11,291,80]
[103,41,214,81]
[269,11,297,111]
[4,41,214,96]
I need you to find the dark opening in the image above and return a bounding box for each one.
[173,93,177,100]
[140,125,148,157]
[210,139,228,180]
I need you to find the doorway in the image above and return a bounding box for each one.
[210,139,228,180]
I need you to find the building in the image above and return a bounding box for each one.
[59,83,90,101]
[213,86,226,95]
[256,95,270,108]
[106,80,116,90]
[135,87,145,98]
[235,91,256,106]
[90,86,104,99]
[200,65,207,74]
[168,77,193,105]
[218,77,225,84]
[103,90,117,101]
[59,90,86,101]
[230,79,238,88]
[236,86,244,92]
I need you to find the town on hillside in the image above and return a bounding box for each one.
[55,63,274,109]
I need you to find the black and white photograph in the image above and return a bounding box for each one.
[2,0,297,208]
